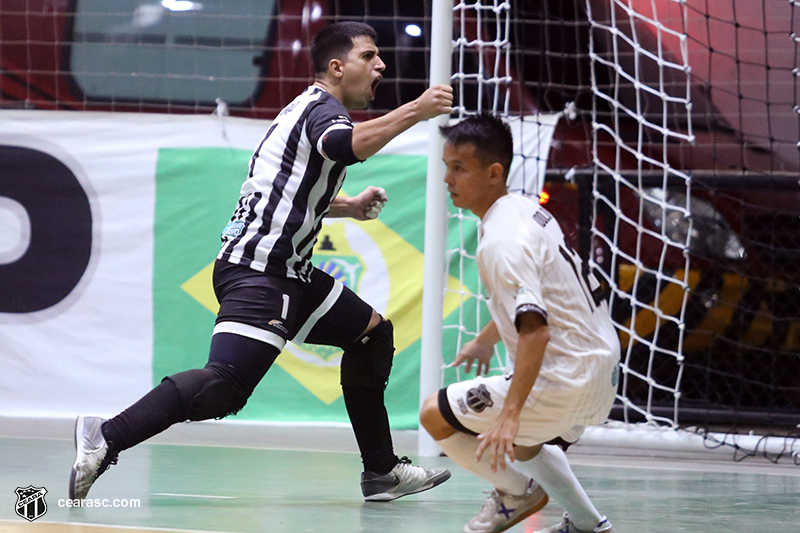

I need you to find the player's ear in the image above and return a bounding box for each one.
[329,58,345,79]
[488,162,505,185]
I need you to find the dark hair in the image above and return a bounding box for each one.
[312,22,378,75]
[439,113,514,178]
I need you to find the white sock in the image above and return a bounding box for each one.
[515,444,602,531]
[437,432,530,495]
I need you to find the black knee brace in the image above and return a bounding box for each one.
[165,363,250,421]
[340,319,395,390]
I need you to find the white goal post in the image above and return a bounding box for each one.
[418,0,455,457]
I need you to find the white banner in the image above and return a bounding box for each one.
[0,111,269,417]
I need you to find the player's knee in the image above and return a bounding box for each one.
[420,390,456,440]
[165,364,250,421]
[419,392,441,432]
[514,444,542,461]
[341,318,395,390]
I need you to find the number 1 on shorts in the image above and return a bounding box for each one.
[281,294,290,320]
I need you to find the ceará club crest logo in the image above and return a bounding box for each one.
[15,485,48,522]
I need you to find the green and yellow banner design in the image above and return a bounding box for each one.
[154,149,471,428]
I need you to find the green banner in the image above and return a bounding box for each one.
[154,149,476,429]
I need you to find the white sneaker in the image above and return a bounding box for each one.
[361,456,451,501]
[533,512,614,533]
[463,479,549,533]
[68,416,117,500]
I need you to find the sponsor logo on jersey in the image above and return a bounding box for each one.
[221,220,245,238]
[268,319,289,335]
[532,207,553,228]
[466,384,494,413]
[516,286,533,297]
[15,486,48,522]
[457,397,468,415]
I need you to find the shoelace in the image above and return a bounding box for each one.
[396,456,435,474]
[477,489,502,513]
[94,449,119,480]
[394,456,438,484]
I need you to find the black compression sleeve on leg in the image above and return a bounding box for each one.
[103,332,280,451]
[340,319,395,390]
[207,332,280,391]
[342,385,398,475]
[102,378,186,452]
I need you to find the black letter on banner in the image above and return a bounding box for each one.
[0,146,92,313]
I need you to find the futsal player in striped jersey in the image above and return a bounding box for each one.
[70,22,454,503]
[420,113,619,533]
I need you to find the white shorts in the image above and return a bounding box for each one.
[441,374,605,446]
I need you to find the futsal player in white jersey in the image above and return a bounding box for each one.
[420,113,620,533]
[70,22,454,503]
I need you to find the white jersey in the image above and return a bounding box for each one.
[477,194,620,424]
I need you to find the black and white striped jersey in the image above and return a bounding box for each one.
[218,86,358,281]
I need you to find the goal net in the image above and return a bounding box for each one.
[421,0,800,462]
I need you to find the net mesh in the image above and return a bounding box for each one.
[442,0,513,386]
[441,0,558,386]
[437,0,800,460]
[585,0,694,427]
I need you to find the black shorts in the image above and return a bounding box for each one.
[212,259,373,351]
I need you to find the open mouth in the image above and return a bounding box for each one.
[370,76,382,98]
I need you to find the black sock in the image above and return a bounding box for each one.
[342,385,398,474]
[102,379,186,452]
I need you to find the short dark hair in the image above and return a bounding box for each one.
[312,22,378,75]
[439,113,514,178]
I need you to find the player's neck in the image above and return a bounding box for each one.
[476,191,507,220]
[313,79,348,108]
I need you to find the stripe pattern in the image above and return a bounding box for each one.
[218,86,350,281]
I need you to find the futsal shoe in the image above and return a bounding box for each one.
[463,479,549,533]
[533,512,614,533]
[69,416,118,500]
[361,456,451,501]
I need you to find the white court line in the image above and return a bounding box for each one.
[569,455,800,477]
[0,519,236,533]
[151,492,238,499]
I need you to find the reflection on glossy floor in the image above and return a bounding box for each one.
[0,420,798,533]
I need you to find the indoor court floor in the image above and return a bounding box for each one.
[1,417,798,533]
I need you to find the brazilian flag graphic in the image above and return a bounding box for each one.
[154,149,471,428]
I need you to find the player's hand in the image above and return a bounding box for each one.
[452,338,494,376]
[414,85,453,120]
[475,409,520,472]
[350,186,388,221]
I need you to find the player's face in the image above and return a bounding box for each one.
[443,141,497,217]
[339,36,385,110]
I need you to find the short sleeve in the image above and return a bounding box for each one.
[483,235,548,328]
[306,97,360,164]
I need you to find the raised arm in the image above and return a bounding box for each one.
[351,85,453,160]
